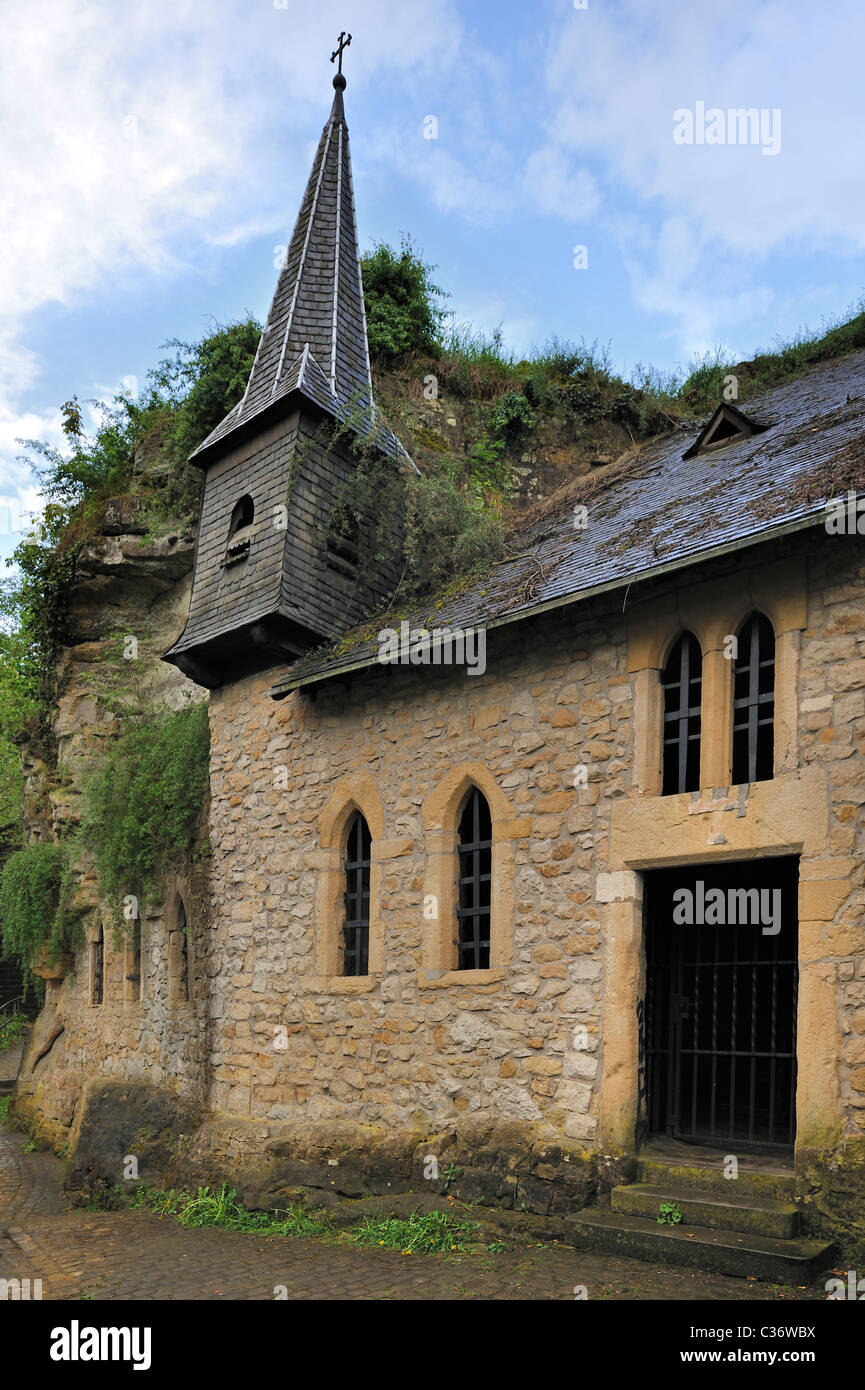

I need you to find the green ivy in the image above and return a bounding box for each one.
[80,701,210,932]
[0,841,78,967]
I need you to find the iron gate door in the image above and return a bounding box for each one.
[645,858,798,1150]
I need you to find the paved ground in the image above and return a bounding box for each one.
[0,1036,24,1086]
[0,1118,833,1301]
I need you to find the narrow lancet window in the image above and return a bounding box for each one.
[661,633,703,794]
[91,924,104,1006]
[170,898,190,1003]
[732,613,775,783]
[457,788,492,970]
[343,812,371,976]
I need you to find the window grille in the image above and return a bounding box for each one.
[343,812,371,976]
[91,925,104,1006]
[732,613,775,784]
[661,633,703,795]
[457,788,492,970]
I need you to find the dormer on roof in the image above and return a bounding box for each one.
[682,402,769,460]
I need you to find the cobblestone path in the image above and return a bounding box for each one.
[0,1124,827,1301]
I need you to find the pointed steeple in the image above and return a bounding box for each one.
[163,42,411,690]
[192,57,405,465]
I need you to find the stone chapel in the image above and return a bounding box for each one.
[16,59,865,1275]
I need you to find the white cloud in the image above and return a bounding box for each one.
[523,147,600,223]
[0,0,466,521]
[537,0,865,352]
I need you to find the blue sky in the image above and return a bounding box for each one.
[2,0,864,563]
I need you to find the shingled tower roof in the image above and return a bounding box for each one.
[191,61,407,466]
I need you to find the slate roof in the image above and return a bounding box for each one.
[270,347,865,697]
[192,82,409,467]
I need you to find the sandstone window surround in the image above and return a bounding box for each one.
[628,560,805,795]
[309,771,392,995]
[419,762,528,989]
[167,893,190,1005]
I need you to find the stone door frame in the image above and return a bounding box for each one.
[596,767,843,1164]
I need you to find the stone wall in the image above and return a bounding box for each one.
[207,591,625,1140]
[798,541,865,1141]
[200,529,865,1163]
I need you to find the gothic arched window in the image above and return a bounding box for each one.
[343,812,371,976]
[661,633,703,795]
[732,613,775,784]
[457,787,492,970]
[91,924,104,1006]
[170,897,189,1003]
[125,916,141,1003]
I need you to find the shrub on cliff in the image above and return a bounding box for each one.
[0,841,78,967]
[18,317,261,528]
[80,700,210,933]
[361,238,447,365]
[145,316,262,463]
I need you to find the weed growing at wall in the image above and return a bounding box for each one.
[348,1209,481,1254]
[466,390,534,497]
[2,532,80,747]
[81,700,210,936]
[0,841,79,967]
[131,1184,332,1237]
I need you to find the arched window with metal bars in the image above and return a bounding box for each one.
[125,916,141,1003]
[343,812,371,976]
[91,923,104,1006]
[661,632,703,795]
[170,897,189,1003]
[732,612,775,784]
[457,787,492,970]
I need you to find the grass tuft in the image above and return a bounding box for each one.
[347,1208,480,1254]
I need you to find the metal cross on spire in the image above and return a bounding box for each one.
[330,30,352,77]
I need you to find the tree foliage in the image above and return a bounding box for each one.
[0,841,78,966]
[361,238,447,365]
[17,317,261,531]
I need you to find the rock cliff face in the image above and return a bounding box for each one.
[14,445,209,1143]
[376,365,638,503]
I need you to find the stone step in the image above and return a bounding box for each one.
[612,1183,800,1239]
[564,1208,833,1282]
[636,1155,795,1202]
